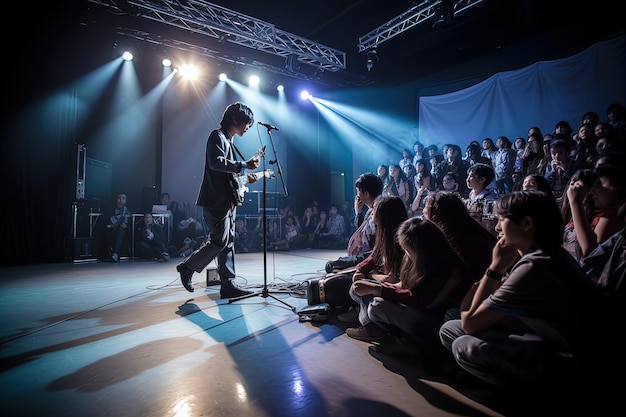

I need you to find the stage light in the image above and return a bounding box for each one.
[179,64,199,80]
[122,51,133,61]
[366,49,378,71]
[219,73,228,81]
[300,90,311,100]
[277,85,284,92]
[248,75,260,87]
[162,58,171,67]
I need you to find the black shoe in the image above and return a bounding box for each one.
[325,261,335,274]
[177,263,194,292]
[220,282,254,299]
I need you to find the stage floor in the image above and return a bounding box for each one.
[1,249,540,417]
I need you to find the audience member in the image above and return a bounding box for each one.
[423,191,497,282]
[553,120,574,149]
[572,122,598,169]
[299,207,318,249]
[561,169,598,261]
[492,136,517,195]
[376,164,390,190]
[511,171,524,192]
[439,191,600,392]
[100,192,131,262]
[596,133,625,162]
[481,138,497,160]
[384,164,411,209]
[429,154,444,179]
[234,217,255,253]
[466,142,492,167]
[606,102,626,141]
[412,140,427,164]
[269,215,302,251]
[464,163,498,222]
[521,132,548,176]
[566,161,626,258]
[434,144,470,196]
[410,158,433,215]
[315,205,346,249]
[327,173,384,273]
[398,148,413,170]
[441,172,464,197]
[328,195,408,322]
[347,215,472,357]
[135,212,173,261]
[544,139,577,203]
[521,174,554,199]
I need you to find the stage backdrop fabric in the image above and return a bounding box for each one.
[418,34,626,149]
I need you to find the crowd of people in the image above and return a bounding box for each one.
[323,102,626,407]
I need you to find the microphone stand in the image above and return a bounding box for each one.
[228,125,295,312]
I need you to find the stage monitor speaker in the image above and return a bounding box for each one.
[262,192,280,213]
[238,191,260,215]
[75,144,86,200]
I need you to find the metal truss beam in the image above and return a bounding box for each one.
[114,27,327,82]
[357,0,485,53]
[88,0,346,71]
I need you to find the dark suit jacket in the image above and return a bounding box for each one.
[196,128,244,210]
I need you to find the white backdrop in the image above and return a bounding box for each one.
[418,34,626,149]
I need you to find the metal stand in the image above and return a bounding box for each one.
[228,126,295,312]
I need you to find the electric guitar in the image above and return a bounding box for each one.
[230,146,273,205]
[234,169,276,204]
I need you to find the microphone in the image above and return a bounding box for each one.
[258,121,279,131]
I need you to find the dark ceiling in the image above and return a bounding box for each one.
[9,0,626,100]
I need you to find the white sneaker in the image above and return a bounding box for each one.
[337,306,359,323]
[111,253,119,262]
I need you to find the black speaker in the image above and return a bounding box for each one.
[75,144,86,200]
[238,191,260,214]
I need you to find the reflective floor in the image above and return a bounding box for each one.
[1,249,538,417]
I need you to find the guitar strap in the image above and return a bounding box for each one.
[232,144,247,162]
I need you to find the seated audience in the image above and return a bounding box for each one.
[410,158,433,215]
[234,217,256,253]
[561,169,598,262]
[99,192,131,262]
[434,144,470,197]
[566,160,626,259]
[423,191,497,282]
[384,164,411,209]
[492,136,517,195]
[270,215,303,251]
[315,204,346,249]
[347,215,472,357]
[135,212,173,261]
[299,207,318,249]
[521,174,555,200]
[544,139,577,203]
[464,163,499,222]
[327,173,383,273]
[336,196,408,322]
[439,191,600,392]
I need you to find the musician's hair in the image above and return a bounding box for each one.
[221,102,254,128]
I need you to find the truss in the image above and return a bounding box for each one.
[357,0,485,53]
[88,0,346,72]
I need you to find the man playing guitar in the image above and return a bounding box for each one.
[176,102,261,298]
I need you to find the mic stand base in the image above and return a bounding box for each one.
[228,285,296,311]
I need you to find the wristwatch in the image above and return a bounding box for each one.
[485,268,503,281]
